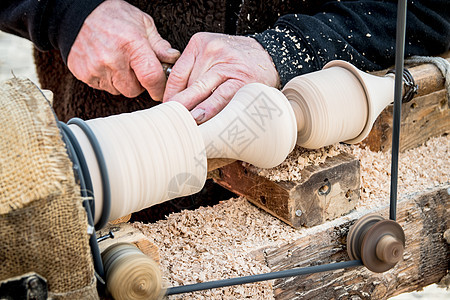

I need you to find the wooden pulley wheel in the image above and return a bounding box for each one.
[347,214,384,261]
[102,243,164,300]
[347,214,405,273]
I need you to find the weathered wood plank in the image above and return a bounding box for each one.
[249,186,449,300]
[360,88,449,152]
[213,152,360,228]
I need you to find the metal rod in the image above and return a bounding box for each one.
[97,230,115,243]
[166,260,362,295]
[389,0,408,221]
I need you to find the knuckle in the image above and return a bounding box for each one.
[228,79,246,90]
[152,37,171,50]
[142,15,156,30]
[191,32,207,41]
[210,91,230,108]
[167,70,184,85]
[121,88,142,98]
[138,68,161,83]
[97,54,116,67]
[193,79,208,93]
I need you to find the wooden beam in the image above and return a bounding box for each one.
[212,152,360,228]
[248,186,449,299]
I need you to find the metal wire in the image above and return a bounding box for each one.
[390,0,408,221]
[166,260,362,295]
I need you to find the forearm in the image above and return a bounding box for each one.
[0,0,104,62]
[253,0,450,86]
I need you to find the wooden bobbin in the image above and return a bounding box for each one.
[102,243,164,300]
[347,214,405,273]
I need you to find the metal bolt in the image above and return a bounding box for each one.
[318,180,332,196]
[97,230,115,243]
[27,276,39,289]
[295,209,303,217]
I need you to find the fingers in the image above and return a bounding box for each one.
[190,79,245,124]
[112,68,145,98]
[142,16,180,64]
[163,51,196,102]
[165,69,227,110]
[128,40,167,101]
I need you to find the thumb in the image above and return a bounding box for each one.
[143,17,180,63]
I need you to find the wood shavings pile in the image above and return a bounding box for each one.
[134,135,448,299]
[348,136,449,210]
[247,143,343,181]
[134,197,301,299]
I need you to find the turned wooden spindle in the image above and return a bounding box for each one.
[199,83,297,169]
[69,101,207,224]
[283,60,395,149]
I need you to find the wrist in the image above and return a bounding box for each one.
[247,36,281,89]
[55,0,105,63]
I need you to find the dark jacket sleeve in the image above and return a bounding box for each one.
[252,0,450,86]
[0,0,104,63]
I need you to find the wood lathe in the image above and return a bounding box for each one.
[0,2,419,298]
[1,58,409,299]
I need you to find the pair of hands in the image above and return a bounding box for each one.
[68,0,279,123]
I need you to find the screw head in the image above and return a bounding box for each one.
[28,276,39,289]
[295,209,303,217]
[318,181,331,196]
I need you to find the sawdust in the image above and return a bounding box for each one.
[246,143,343,181]
[134,135,449,299]
[134,197,297,299]
[349,136,449,210]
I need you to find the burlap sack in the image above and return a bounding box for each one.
[0,78,98,299]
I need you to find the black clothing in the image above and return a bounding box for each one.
[1,0,449,85]
[252,0,450,85]
[0,0,104,63]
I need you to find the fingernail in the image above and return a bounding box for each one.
[167,48,180,55]
[191,108,205,122]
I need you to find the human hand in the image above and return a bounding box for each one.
[163,33,280,123]
[67,0,180,100]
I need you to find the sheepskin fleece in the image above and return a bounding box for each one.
[34,0,329,121]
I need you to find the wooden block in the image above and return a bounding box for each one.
[360,56,449,152]
[212,152,360,228]
[250,186,449,299]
